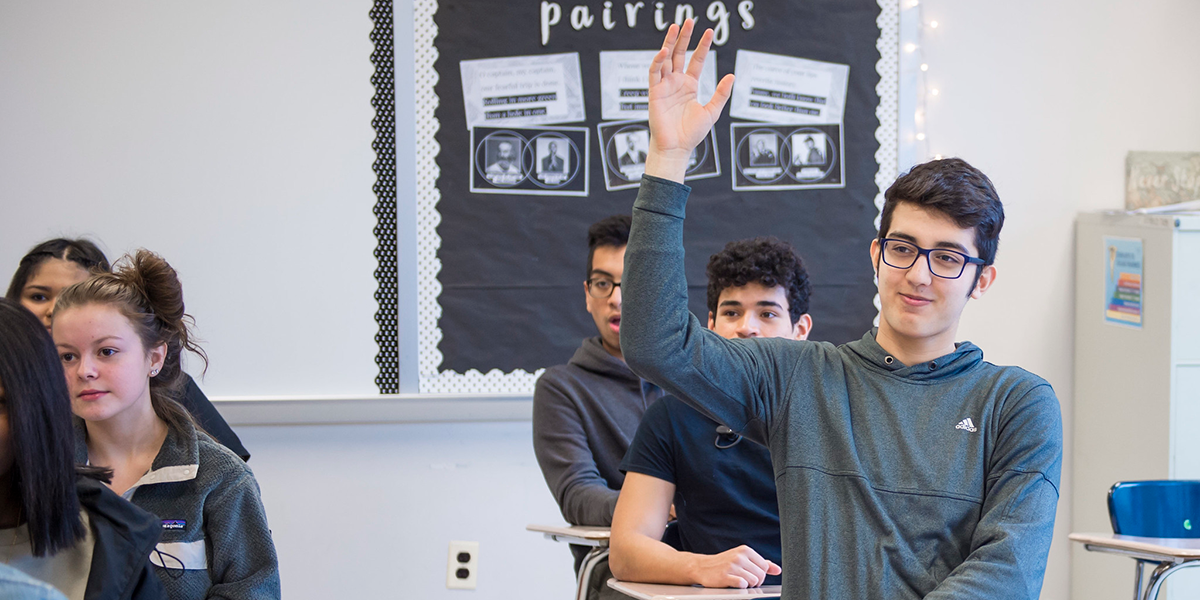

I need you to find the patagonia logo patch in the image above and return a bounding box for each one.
[161,520,186,530]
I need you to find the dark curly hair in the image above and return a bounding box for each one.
[706,237,811,325]
[586,214,631,278]
[880,157,1005,266]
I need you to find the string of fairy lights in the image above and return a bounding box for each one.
[900,0,943,168]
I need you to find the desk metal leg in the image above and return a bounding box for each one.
[1133,560,1145,600]
[576,547,609,600]
[1141,560,1200,600]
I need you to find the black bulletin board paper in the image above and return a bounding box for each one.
[432,0,884,375]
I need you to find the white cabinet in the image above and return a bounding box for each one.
[1072,212,1200,600]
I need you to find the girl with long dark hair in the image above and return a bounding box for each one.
[0,298,164,600]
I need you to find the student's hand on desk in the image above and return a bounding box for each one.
[645,18,735,183]
[689,545,781,589]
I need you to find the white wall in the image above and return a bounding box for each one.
[0,0,380,397]
[920,1,1200,598]
[239,421,574,599]
[5,1,1200,599]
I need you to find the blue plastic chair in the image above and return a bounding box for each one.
[1106,480,1200,600]
[1109,480,1200,538]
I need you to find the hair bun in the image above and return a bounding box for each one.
[113,250,186,327]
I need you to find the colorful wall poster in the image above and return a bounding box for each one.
[1104,237,1144,328]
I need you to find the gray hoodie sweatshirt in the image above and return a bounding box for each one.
[622,175,1062,600]
[533,337,665,526]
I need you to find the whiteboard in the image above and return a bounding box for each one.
[0,0,394,397]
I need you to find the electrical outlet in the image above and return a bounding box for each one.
[446,541,479,590]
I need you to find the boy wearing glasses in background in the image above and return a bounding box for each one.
[610,237,814,589]
[533,215,667,587]
[620,21,1062,599]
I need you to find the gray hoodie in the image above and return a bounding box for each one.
[622,175,1062,600]
[533,337,665,526]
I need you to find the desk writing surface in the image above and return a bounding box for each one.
[607,580,782,600]
[1069,532,1200,559]
[526,524,611,541]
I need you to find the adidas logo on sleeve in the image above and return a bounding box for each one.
[955,418,977,433]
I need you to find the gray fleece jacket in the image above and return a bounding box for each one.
[533,337,665,526]
[622,176,1062,600]
[76,419,280,600]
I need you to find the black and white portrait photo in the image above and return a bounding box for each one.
[749,133,778,166]
[792,132,827,166]
[484,137,523,184]
[534,135,573,186]
[537,138,568,174]
[599,121,652,190]
[616,130,649,167]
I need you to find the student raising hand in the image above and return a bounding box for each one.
[645,19,735,183]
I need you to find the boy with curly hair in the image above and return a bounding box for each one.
[610,237,813,589]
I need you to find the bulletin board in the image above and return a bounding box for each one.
[414,0,899,394]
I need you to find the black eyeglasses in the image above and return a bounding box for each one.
[715,425,742,449]
[879,238,985,280]
[586,278,621,299]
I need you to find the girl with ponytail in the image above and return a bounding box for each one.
[51,250,280,600]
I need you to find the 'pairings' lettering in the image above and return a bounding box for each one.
[541,1,756,46]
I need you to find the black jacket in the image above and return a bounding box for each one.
[179,375,250,462]
[77,476,166,600]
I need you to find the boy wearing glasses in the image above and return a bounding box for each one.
[610,238,813,589]
[620,21,1061,600]
[533,215,667,577]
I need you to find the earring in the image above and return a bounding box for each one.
[151,369,159,377]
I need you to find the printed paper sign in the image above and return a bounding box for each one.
[730,50,849,124]
[469,126,589,196]
[599,50,718,121]
[1104,237,1144,328]
[731,123,843,191]
[460,53,586,129]
[597,121,720,191]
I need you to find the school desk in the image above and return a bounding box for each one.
[606,579,782,600]
[1070,532,1200,600]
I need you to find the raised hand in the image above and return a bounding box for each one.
[689,545,782,589]
[644,18,735,183]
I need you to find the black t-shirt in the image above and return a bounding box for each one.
[620,396,781,585]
